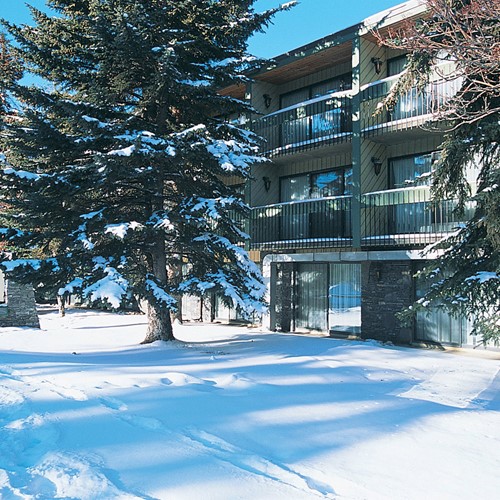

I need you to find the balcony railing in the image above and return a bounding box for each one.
[361,64,462,134]
[249,196,352,250]
[361,186,473,247]
[251,91,353,157]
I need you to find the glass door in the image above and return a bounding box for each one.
[389,154,433,234]
[294,263,328,331]
[328,263,361,334]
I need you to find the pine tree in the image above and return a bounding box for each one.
[0,0,294,342]
[379,0,500,343]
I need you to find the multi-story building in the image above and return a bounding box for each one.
[213,0,477,346]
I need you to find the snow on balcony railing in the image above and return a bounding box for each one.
[361,185,473,248]
[250,196,352,250]
[361,62,462,134]
[251,90,353,157]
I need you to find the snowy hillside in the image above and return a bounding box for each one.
[1,309,499,499]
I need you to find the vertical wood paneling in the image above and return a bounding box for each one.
[388,136,443,158]
[360,38,385,86]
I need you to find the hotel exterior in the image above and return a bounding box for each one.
[198,1,477,346]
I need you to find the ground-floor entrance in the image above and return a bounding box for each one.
[272,261,361,335]
[267,253,473,347]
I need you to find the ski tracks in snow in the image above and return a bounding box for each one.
[97,379,336,499]
[1,361,339,499]
[182,428,336,498]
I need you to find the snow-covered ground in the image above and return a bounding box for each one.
[1,309,499,500]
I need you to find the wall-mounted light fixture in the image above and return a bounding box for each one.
[263,94,272,109]
[263,176,271,192]
[371,57,383,74]
[371,157,383,175]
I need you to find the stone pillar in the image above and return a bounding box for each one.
[361,261,414,343]
[273,263,293,332]
[0,280,40,328]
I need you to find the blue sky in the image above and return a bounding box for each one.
[0,0,404,57]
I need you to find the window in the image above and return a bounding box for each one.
[387,55,408,77]
[280,166,352,202]
[272,262,361,334]
[389,153,434,234]
[311,74,351,98]
[390,153,434,189]
[279,168,352,241]
[280,73,352,109]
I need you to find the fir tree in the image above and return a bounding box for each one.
[379,0,500,343]
[0,0,295,342]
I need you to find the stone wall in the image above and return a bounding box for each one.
[0,280,40,328]
[272,263,293,332]
[361,261,414,344]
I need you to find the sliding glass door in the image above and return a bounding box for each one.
[295,263,328,331]
[328,263,361,334]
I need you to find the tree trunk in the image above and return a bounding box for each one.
[141,235,176,343]
[142,301,175,343]
[169,255,183,324]
[57,295,66,317]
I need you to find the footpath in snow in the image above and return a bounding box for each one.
[0,308,499,499]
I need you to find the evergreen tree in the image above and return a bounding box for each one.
[0,0,294,342]
[380,0,500,343]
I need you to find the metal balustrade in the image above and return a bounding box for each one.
[361,64,462,134]
[361,186,473,247]
[251,92,353,157]
[249,196,352,250]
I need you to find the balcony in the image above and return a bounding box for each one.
[361,186,473,248]
[251,91,353,158]
[249,196,352,250]
[361,64,462,137]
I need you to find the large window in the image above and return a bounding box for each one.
[389,153,434,234]
[280,166,352,202]
[387,54,428,120]
[278,75,352,148]
[280,73,352,109]
[390,153,433,189]
[278,167,352,241]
